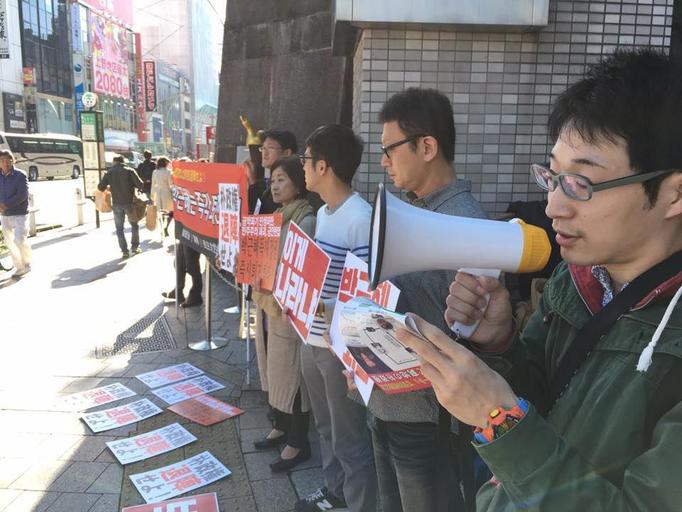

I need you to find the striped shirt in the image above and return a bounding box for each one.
[307,192,372,347]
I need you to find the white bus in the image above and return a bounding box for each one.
[0,132,83,181]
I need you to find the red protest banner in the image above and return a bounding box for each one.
[337,252,401,309]
[235,213,282,291]
[122,491,219,511]
[273,222,331,342]
[171,162,247,258]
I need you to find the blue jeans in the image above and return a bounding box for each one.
[368,412,463,512]
[113,204,139,253]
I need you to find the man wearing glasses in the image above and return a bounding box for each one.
[257,130,298,214]
[361,88,487,512]
[398,49,682,511]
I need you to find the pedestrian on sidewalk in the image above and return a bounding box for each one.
[162,240,204,308]
[150,156,173,237]
[251,156,315,472]
[0,149,32,277]
[137,150,156,199]
[97,155,144,259]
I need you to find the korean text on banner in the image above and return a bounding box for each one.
[218,183,241,273]
[135,363,204,389]
[235,213,283,291]
[106,423,197,465]
[62,383,136,411]
[0,0,10,60]
[130,451,231,503]
[122,492,220,512]
[81,398,163,433]
[273,222,331,342]
[151,375,225,405]
[168,394,245,426]
[171,162,247,259]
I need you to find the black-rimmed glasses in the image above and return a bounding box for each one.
[381,134,426,159]
[531,163,677,201]
[298,154,314,166]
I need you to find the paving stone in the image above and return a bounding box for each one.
[251,478,298,512]
[239,390,268,408]
[9,459,70,491]
[0,432,50,458]
[239,406,271,430]
[89,493,120,512]
[216,494,258,512]
[87,464,123,494]
[47,461,107,492]
[43,491,100,511]
[243,451,288,482]
[59,378,104,394]
[2,490,60,512]
[0,488,22,509]
[0,458,34,487]
[290,467,325,500]
[240,427,272,454]
[57,435,115,462]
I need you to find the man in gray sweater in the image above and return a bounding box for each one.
[366,88,487,511]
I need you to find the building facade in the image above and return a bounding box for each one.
[0,0,26,133]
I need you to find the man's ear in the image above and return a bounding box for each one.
[316,159,329,177]
[663,172,682,219]
[421,135,439,163]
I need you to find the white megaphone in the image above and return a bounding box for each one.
[368,183,551,337]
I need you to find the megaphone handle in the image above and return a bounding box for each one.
[450,268,501,339]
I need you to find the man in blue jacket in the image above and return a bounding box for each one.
[0,149,32,277]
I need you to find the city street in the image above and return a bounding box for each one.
[28,178,106,230]
[0,220,323,512]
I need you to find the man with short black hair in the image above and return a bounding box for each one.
[137,150,156,198]
[257,130,298,214]
[400,49,682,512]
[0,149,32,277]
[98,155,144,259]
[296,124,377,512]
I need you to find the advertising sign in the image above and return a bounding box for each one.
[217,184,240,273]
[122,492,220,512]
[273,222,331,342]
[171,162,248,259]
[129,451,231,504]
[90,13,130,99]
[0,0,9,60]
[168,395,245,426]
[144,60,157,111]
[151,375,225,406]
[81,398,163,433]
[136,363,205,389]
[2,93,26,132]
[62,382,136,411]
[106,423,197,465]
[135,32,146,142]
[235,214,283,291]
[81,0,134,27]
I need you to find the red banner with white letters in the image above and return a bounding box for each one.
[273,222,331,342]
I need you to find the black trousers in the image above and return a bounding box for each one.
[273,391,310,450]
[176,242,202,300]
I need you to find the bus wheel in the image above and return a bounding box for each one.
[71,166,80,179]
[28,167,38,181]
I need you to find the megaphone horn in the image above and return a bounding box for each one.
[368,183,551,290]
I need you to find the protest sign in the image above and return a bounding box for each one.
[171,162,247,259]
[136,363,205,389]
[330,297,431,395]
[122,493,220,512]
[331,252,402,403]
[62,382,136,411]
[130,451,231,503]
[168,395,244,426]
[81,398,162,433]
[235,213,282,291]
[273,222,331,342]
[151,375,225,405]
[106,423,197,465]
[217,184,241,273]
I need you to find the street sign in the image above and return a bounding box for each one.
[82,91,98,109]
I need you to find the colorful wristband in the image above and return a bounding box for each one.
[474,397,529,445]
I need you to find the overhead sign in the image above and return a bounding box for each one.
[2,93,26,132]
[144,60,157,111]
[82,92,98,109]
[0,0,9,60]
[90,13,130,99]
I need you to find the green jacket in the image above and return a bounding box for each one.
[476,261,682,511]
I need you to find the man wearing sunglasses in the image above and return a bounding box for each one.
[360,88,487,512]
[397,49,682,511]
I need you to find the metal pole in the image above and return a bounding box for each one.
[245,284,251,385]
[189,263,227,351]
[76,188,84,226]
[174,237,179,319]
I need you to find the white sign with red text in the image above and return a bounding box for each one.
[273,222,331,342]
[63,382,136,411]
[130,451,231,504]
[136,363,205,389]
[81,398,163,433]
[121,492,220,512]
[106,423,197,465]
[151,375,225,405]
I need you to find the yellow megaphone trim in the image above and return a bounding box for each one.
[514,219,551,273]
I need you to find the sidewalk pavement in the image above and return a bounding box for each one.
[0,220,324,512]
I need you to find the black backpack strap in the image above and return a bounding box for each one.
[549,251,682,408]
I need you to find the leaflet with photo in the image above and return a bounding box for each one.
[130,451,231,503]
[151,375,225,405]
[135,363,205,389]
[81,398,162,433]
[106,423,197,465]
[62,382,136,411]
[330,297,431,395]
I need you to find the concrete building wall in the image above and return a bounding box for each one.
[0,0,24,131]
[352,0,674,215]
